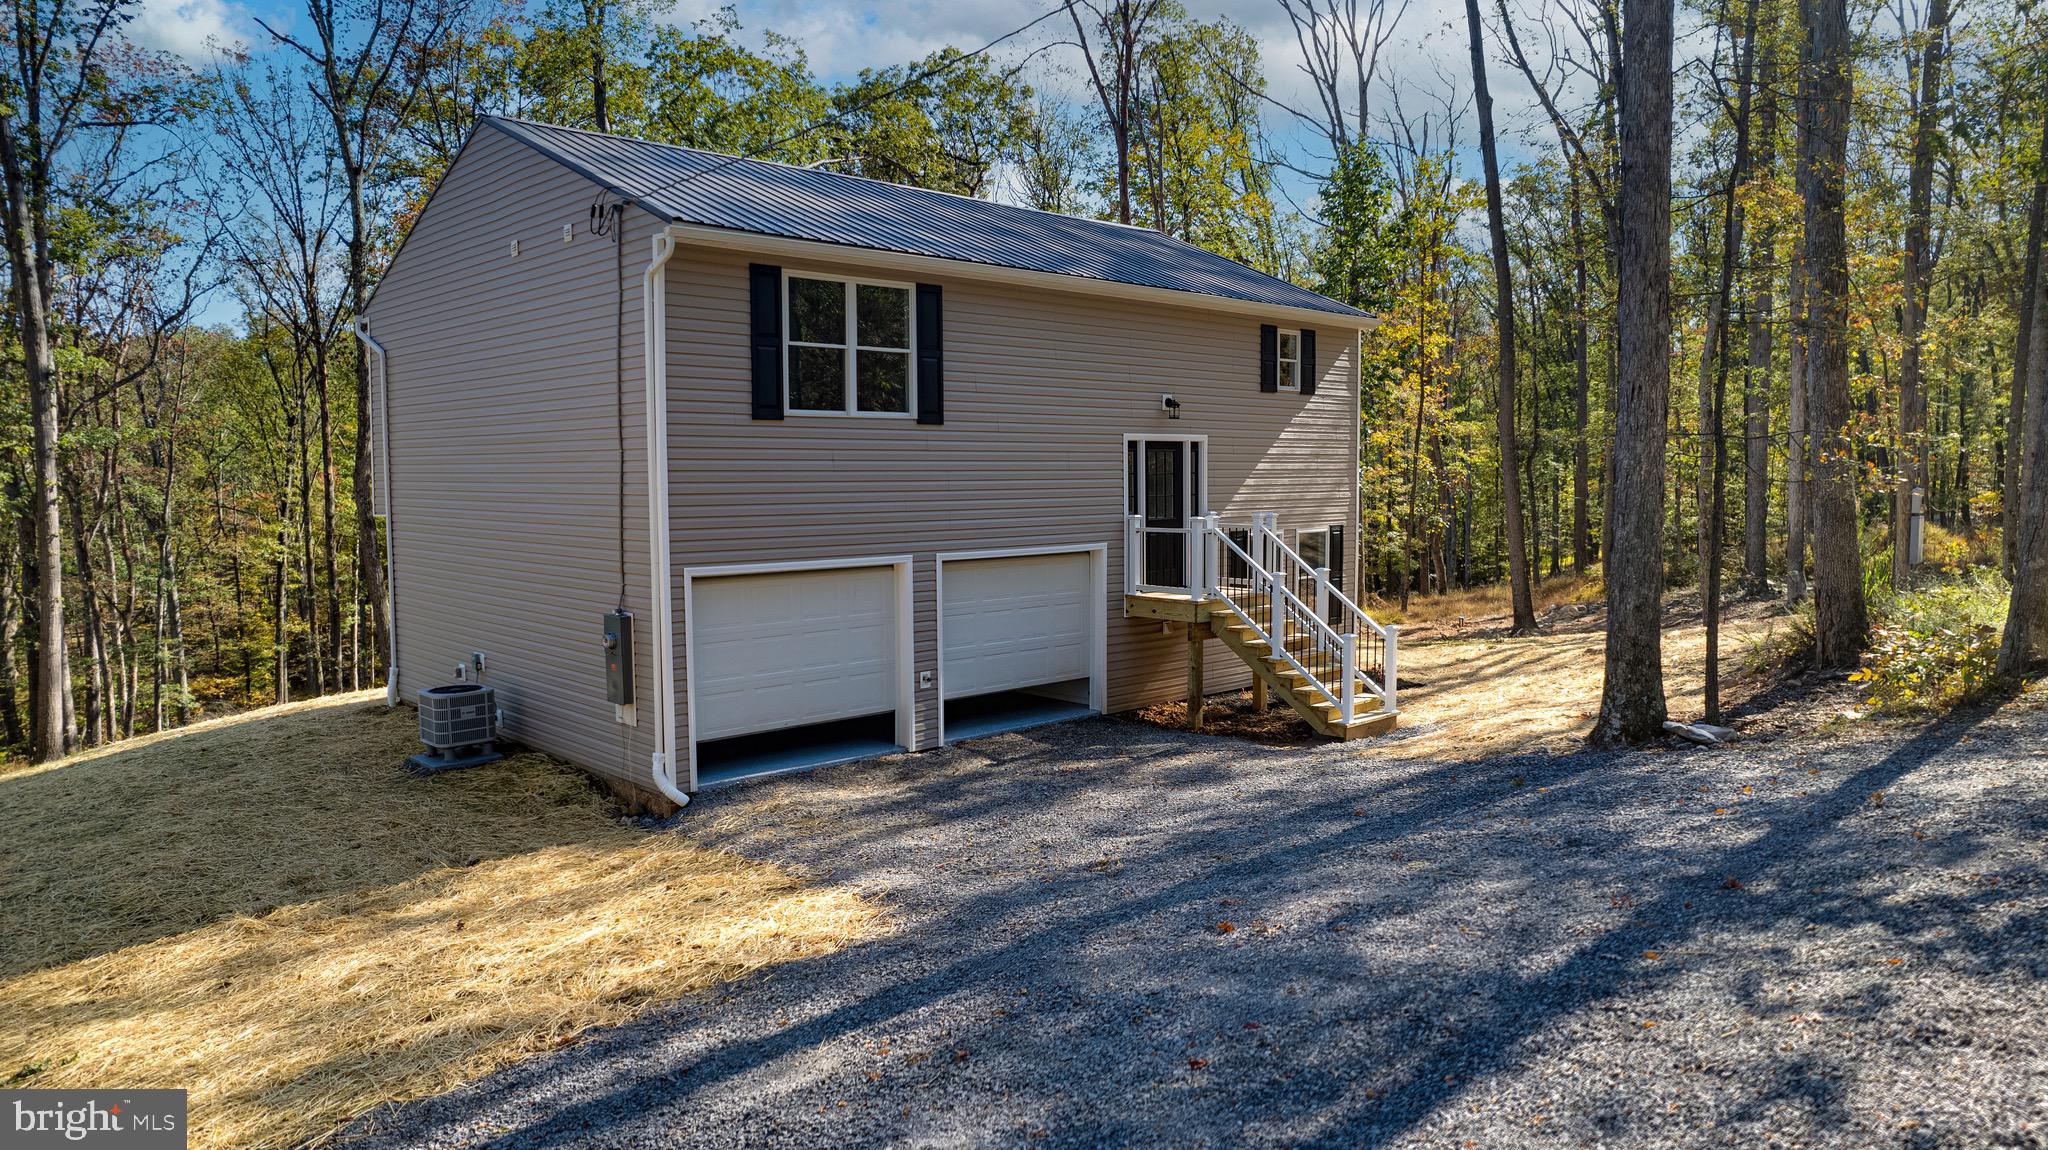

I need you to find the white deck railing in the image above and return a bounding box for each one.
[1127,511,1397,721]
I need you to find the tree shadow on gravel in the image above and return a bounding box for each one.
[334,700,2046,1149]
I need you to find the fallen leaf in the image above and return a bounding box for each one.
[1188,1058,1209,1069]
[1722,876,1745,890]
[1216,921,1236,934]
[953,1049,970,1063]
[1643,950,1661,961]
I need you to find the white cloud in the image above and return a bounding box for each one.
[130,0,249,58]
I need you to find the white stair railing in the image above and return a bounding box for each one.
[1198,517,1368,723]
[1247,515,1397,714]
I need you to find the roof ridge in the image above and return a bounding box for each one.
[487,115,1167,234]
[479,115,1367,319]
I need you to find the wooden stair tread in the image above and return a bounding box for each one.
[1206,612,1397,741]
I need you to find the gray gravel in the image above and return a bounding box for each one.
[335,695,2048,1149]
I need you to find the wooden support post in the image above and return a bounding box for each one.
[1186,622,1206,730]
[1251,674,1267,712]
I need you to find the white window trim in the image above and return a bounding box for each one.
[1277,328,1302,393]
[782,270,918,418]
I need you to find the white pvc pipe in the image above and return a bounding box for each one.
[641,230,689,810]
[354,320,400,707]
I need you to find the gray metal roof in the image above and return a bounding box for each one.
[484,116,1367,319]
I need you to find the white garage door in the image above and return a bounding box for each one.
[690,565,899,741]
[941,552,1093,700]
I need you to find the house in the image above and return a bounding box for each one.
[357,116,1396,812]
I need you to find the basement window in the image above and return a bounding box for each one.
[786,273,913,416]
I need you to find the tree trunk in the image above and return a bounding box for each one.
[1699,0,1757,723]
[1466,0,1537,632]
[1592,0,1676,744]
[1802,0,1869,668]
[0,520,22,746]
[1571,172,1594,574]
[1,120,72,761]
[1743,57,1777,592]
[1895,0,1950,586]
[2000,71,2048,676]
[2008,118,2048,578]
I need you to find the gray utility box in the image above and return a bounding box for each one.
[603,609,634,705]
[408,682,504,775]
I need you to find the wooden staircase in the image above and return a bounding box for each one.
[1209,606,1397,740]
[1126,511,1401,744]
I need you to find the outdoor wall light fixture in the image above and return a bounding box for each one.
[1161,394,1182,419]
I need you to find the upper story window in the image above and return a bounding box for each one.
[786,273,913,416]
[1277,330,1302,392]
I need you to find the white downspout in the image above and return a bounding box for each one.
[355,320,401,707]
[642,230,689,809]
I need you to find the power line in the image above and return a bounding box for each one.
[589,2,1068,222]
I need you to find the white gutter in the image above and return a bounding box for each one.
[642,230,690,809]
[354,319,401,707]
[664,223,1380,333]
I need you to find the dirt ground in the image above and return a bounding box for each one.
[1125,594,1802,759]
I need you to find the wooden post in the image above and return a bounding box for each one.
[1251,674,1267,712]
[1186,622,1205,730]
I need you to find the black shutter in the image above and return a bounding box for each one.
[1327,524,1345,599]
[916,283,943,425]
[1300,329,1318,395]
[1259,324,1278,392]
[749,263,783,420]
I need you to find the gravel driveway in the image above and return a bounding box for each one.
[337,693,2048,1149]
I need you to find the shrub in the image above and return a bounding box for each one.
[1851,567,2010,713]
[1850,622,2001,712]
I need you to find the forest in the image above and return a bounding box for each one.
[2,0,2045,762]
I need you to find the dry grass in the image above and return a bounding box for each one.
[1372,573,1605,633]
[1382,602,1788,760]
[0,693,876,1150]
[1118,599,1791,760]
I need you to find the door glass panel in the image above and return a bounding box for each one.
[1144,531,1186,589]
[1144,442,1184,528]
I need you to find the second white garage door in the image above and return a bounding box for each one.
[940,552,1094,700]
[690,564,900,742]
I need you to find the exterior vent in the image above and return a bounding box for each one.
[407,683,505,774]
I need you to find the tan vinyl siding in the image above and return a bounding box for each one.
[665,247,1361,755]
[364,126,662,793]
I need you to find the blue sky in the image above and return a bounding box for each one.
[131,0,1575,326]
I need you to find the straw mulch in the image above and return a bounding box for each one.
[0,692,876,1149]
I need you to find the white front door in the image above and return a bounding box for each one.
[689,565,899,741]
[941,552,1093,699]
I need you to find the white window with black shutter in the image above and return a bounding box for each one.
[1259,324,1317,395]
[749,264,943,423]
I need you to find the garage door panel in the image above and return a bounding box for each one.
[692,566,897,741]
[942,553,1092,700]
